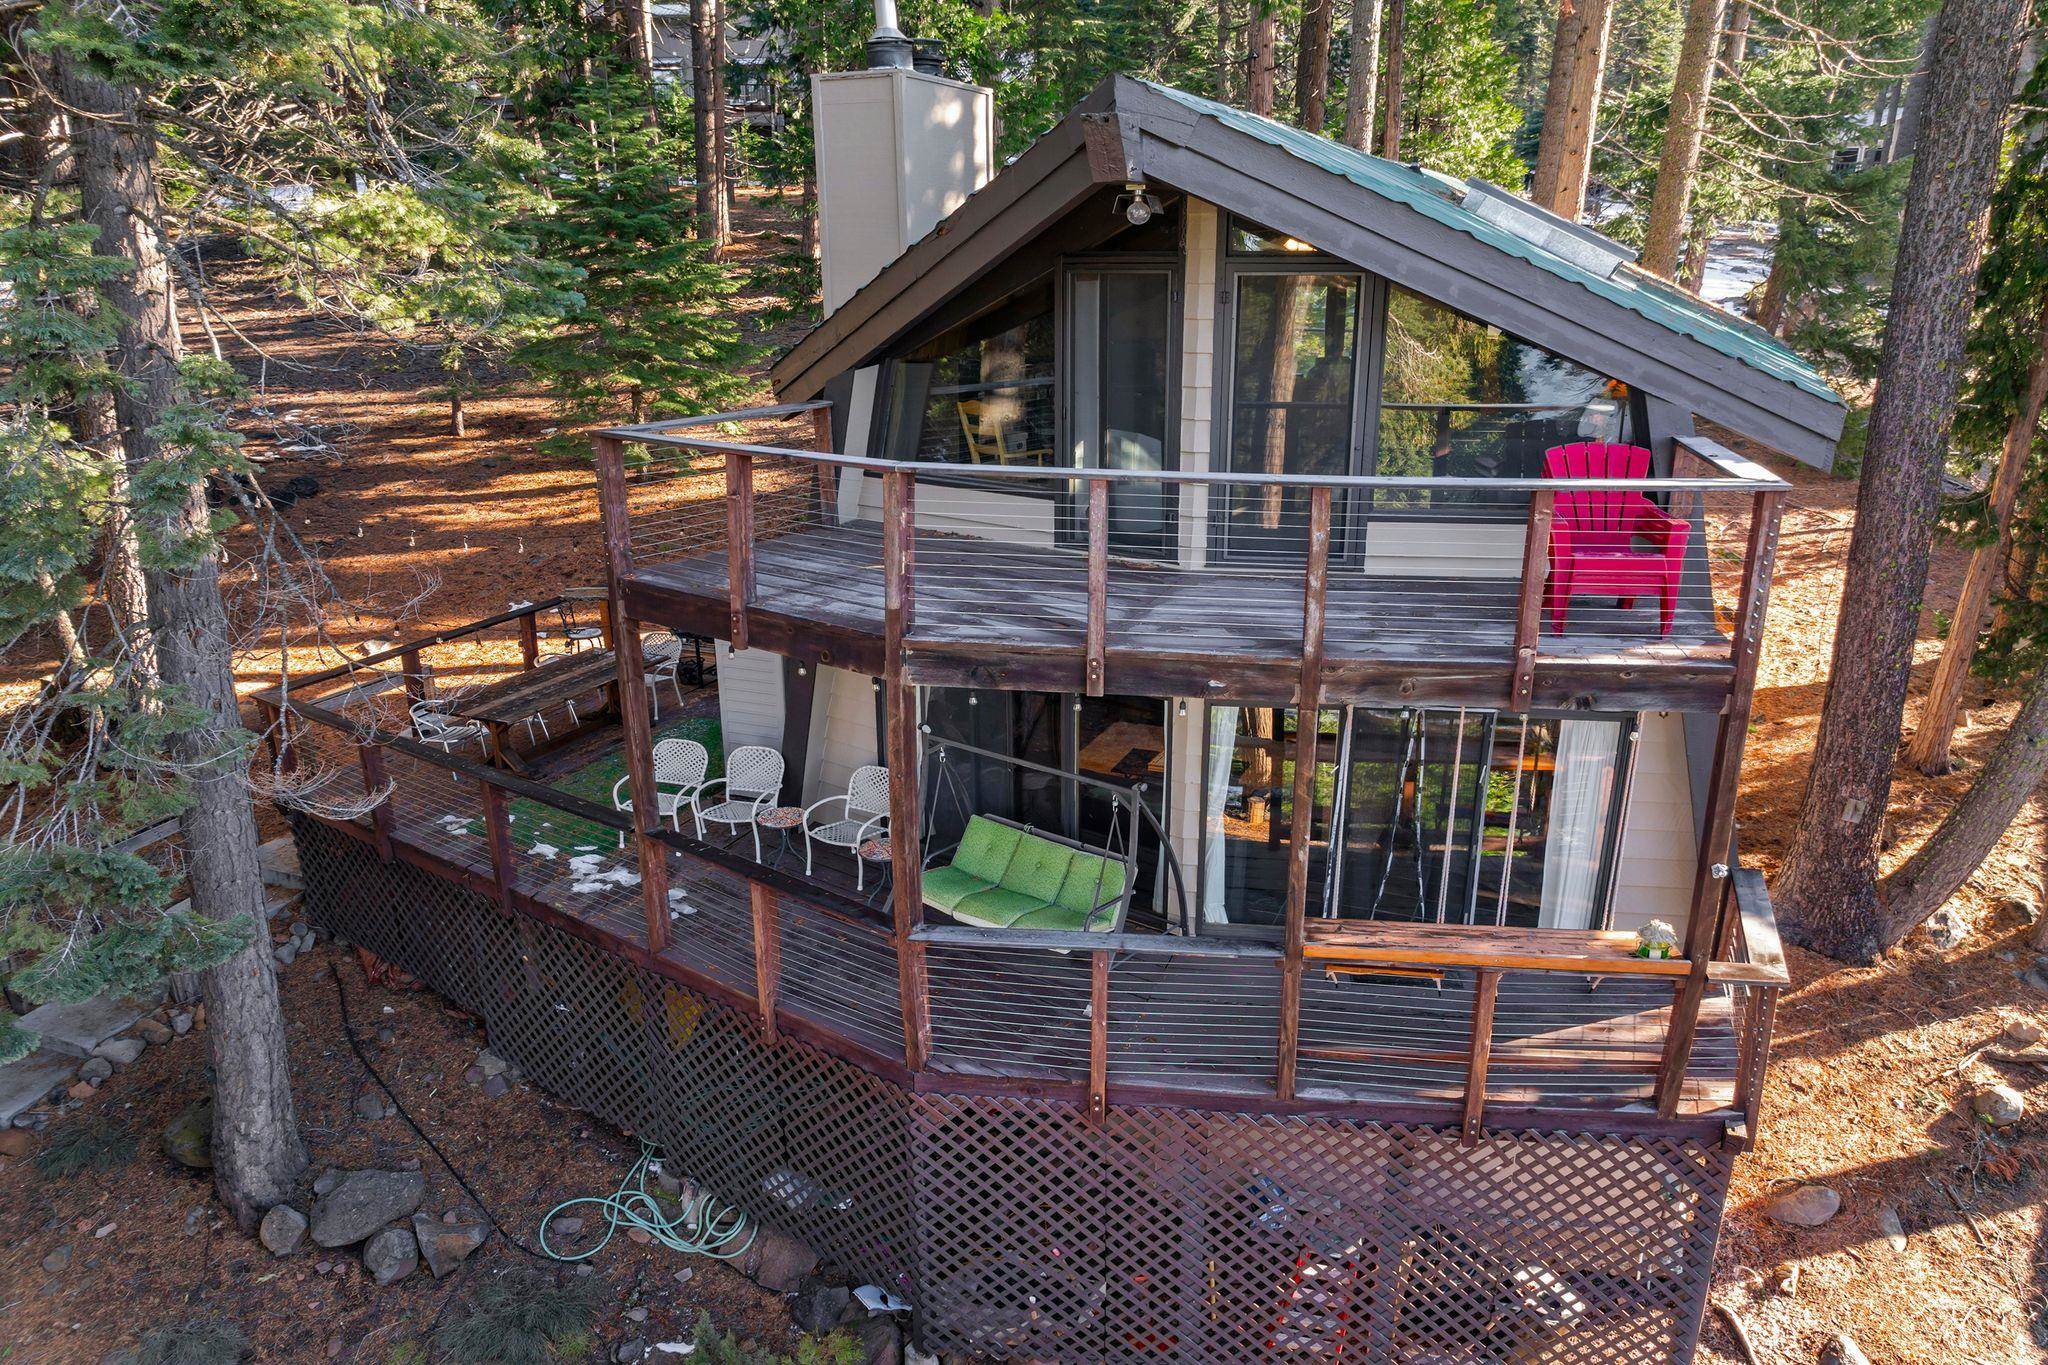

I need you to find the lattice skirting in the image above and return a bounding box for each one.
[293,816,1730,1364]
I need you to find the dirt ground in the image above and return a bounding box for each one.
[6,188,2048,1361]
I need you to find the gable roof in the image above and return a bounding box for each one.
[772,75,1845,467]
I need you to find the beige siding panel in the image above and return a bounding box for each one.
[1178,199,1219,569]
[715,642,784,754]
[1609,711,1698,938]
[1361,520,1526,578]
[805,666,883,805]
[851,474,1057,545]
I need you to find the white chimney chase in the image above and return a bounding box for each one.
[811,63,994,316]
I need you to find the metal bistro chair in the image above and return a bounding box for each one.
[410,701,488,757]
[641,635,688,719]
[611,738,711,849]
[691,746,786,861]
[801,765,890,890]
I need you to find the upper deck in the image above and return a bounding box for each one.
[597,404,1788,714]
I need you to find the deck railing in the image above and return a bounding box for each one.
[595,403,1788,712]
[258,606,1786,1142]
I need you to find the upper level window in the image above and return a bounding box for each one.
[1374,284,1632,515]
[879,283,1055,468]
[1228,215,1325,257]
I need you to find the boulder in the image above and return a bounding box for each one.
[133,1018,173,1046]
[476,1049,511,1079]
[790,1277,852,1334]
[311,1170,425,1247]
[412,1212,488,1278]
[0,1051,76,1128]
[0,1128,33,1158]
[79,1057,113,1084]
[741,1223,818,1293]
[261,1204,309,1256]
[858,1316,902,1365]
[1821,1334,1872,1365]
[162,1101,213,1169]
[15,994,146,1059]
[363,1225,418,1285]
[1972,1084,2025,1127]
[92,1038,145,1068]
[1762,1184,1839,1228]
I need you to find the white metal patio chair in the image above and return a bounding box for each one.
[690,745,786,861]
[801,765,891,890]
[410,701,488,757]
[641,636,687,718]
[610,738,711,849]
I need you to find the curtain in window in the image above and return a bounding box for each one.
[1537,719,1622,929]
[1201,704,1241,924]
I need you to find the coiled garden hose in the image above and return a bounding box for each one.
[539,1140,756,1263]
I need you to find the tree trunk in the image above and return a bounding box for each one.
[1529,0,1615,219]
[1880,659,2048,936]
[1754,241,1789,333]
[450,386,466,438]
[620,0,654,83]
[1904,296,2048,775]
[1296,0,1334,131]
[1771,0,2028,965]
[1216,0,1237,105]
[1719,0,1752,72]
[1679,217,1713,293]
[708,0,731,250]
[50,28,304,1231]
[1376,0,1406,159]
[1248,4,1277,116]
[1641,0,1725,278]
[689,0,728,251]
[1342,0,1383,149]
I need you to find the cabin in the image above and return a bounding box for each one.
[272,45,1825,1365]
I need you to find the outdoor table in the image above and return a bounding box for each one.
[757,805,804,869]
[446,649,619,773]
[858,835,893,906]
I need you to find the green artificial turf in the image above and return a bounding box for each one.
[468,715,724,858]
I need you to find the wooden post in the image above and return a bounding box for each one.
[883,469,931,1071]
[1511,488,1554,712]
[400,647,426,710]
[1275,486,1332,1101]
[358,742,393,861]
[1656,490,1783,1116]
[1085,476,1108,697]
[1460,968,1500,1145]
[481,779,516,912]
[593,433,635,579]
[810,404,838,517]
[1087,948,1111,1124]
[726,450,756,649]
[517,611,539,670]
[751,882,781,1044]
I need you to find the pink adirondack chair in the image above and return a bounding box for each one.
[1543,442,1691,637]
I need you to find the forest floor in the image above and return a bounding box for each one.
[4,189,2048,1362]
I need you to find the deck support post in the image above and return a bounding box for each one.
[358,742,393,861]
[1085,477,1108,697]
[1087,948,1111,1124]
[517,610,539,670]
[751,882,781,1045]
[883,469,932,1072]
[1461,968,1500,1145]
[1510,488,1554,712]
[1656,489,1783,1116]
[400,647,427,711]
[481,779,516,912]
[726,451,756,649]
[1275,486,1332,1102]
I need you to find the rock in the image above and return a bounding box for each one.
[92,1038,145,1068]
[1878,1205,1907,1252]
[1763,1184,1840,1228]
[170,1011,194,1036]
[2007,1020,2045,1047]
[0,1128,33,1158]
[363,1225,418,1285]
[476,1049,511,1079]
[67,1080,97,1101]
[313,1168,343,1196]
[162,1101,213,1170]
[261,1205,308,1256]
[2001,896,2042,926]
[41,1243,71,1273]
[133,1019,173,1046]
[310,1170,426,1248]
[481,1074,509,1099]
[857,1316,902,1365]
[741,1224,818,1293]
[352,1092,390,1120]
[412,1212,488,1278]
[791,1278,852,1335]
[1821,1333,1872,1365]
[376,1026,396,1047]
[1926,909,1965,950]
[0,1051,79,1128]
[462,1066,484,1086]
[79,1057,113,1084]
[275,942,297,968]
[553,1216,584,1236]
[625,1308,648,1323]
[15,994,147,1059]
[1972,1084,2025,1126]
[671,1266,692,1286]
[615,1341,650,1363]
[2021,967,2048,998]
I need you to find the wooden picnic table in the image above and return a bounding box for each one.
[447,648,620,772]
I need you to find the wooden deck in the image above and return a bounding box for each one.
[624,521,1737,710]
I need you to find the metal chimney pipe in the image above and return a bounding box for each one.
[866,0,913,68]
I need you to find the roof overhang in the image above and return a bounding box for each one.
[772,75,1845,470]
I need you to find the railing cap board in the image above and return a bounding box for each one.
[1302,922,1699,977]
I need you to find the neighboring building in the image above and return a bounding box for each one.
[647,6,780,129]
[275,48,1835,1365]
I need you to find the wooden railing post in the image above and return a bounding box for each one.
[480,779,516,913]
[810,404,838,517]
[1085,476,1108,697]
[1511,488,1554,712]
[1088,948,1111,1124]
[751,882,781,1045]
[400,647,427,711]
[517,610,539,670]
[1275,485,1332,1102]
[1461,968,1501,1145]
[358,742,393,861]
[726,450,756,649]
[882,469,931,1071]
[1655,489,1785,1116]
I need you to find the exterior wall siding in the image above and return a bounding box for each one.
[716,641,785,752]
[804,665,883,804]
[1611,711,1700,937]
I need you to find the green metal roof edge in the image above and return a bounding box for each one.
[1136,80,1843,408]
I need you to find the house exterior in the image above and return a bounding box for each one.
[276,60,1825,1365]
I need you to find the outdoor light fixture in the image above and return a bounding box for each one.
[1116,182,1162,227]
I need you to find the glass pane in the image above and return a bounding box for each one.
[883,284,1056,467]
[1228,215,1324,256]
[1074,268,1175,557]
[1199,706,1336,929]
[921,688,1064,848]
[1376,284,1631,518]
[1222,273,1359,558]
